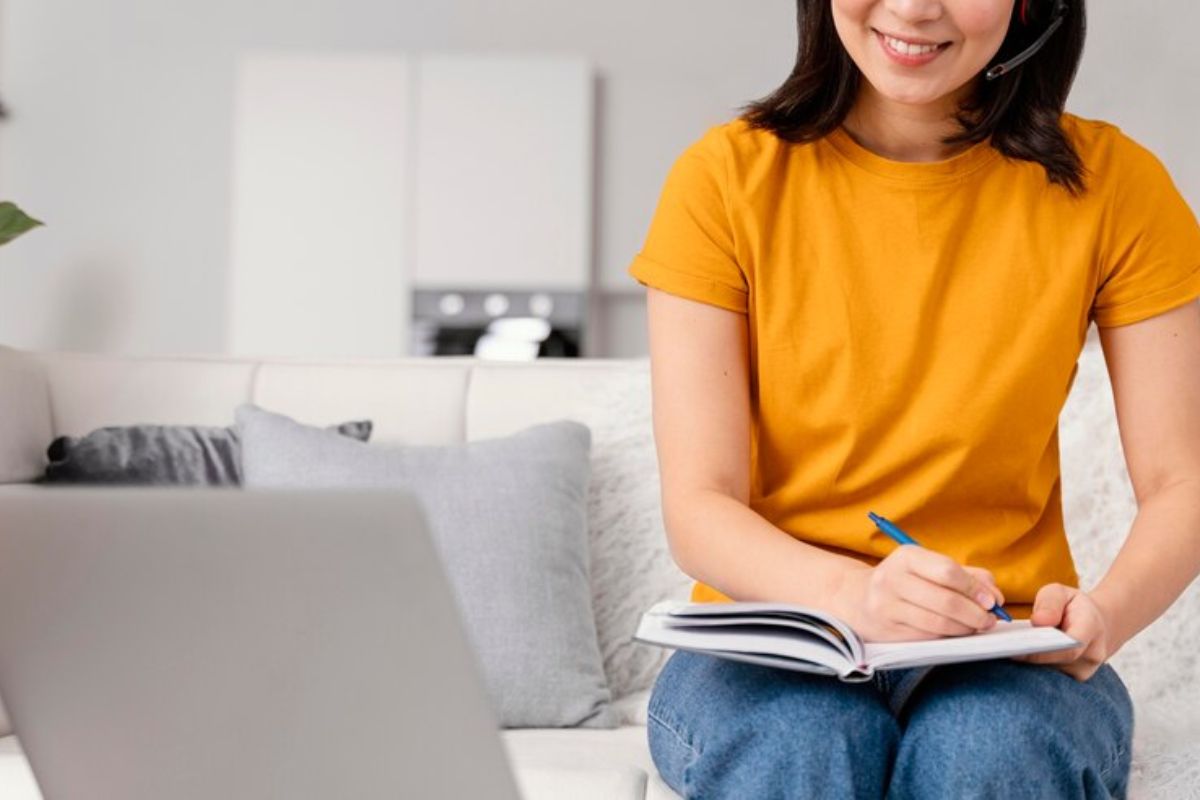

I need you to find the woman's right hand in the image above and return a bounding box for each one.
[830,545,1005,642]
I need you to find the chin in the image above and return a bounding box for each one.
[869,80,950,107]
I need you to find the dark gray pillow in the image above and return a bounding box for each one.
[39,419,372,486]
[236,403,616,729]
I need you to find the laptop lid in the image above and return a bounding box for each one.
[0,487,523,800]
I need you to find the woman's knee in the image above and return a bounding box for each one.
[647,650,900,799]
[889,660,1134,799]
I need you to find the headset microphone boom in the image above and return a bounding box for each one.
[984,0,1069,80]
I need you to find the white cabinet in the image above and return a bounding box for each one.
[229,52,593,359]
[229,54,413,359]
[412,54,592,291]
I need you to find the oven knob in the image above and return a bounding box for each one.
[438,292,465,317]
[529,292,554,318]
[484,293,510,317]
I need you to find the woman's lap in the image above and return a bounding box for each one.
[888,657,1134,799]
[647,649,901,800]
[647,649,1134,800]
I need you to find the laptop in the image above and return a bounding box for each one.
[0,487,524,800]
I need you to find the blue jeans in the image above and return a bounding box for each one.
[647,649,1134,799]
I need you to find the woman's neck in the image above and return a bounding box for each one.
[841,82,976,162]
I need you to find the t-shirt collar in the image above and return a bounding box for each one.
[824,124,1002,185]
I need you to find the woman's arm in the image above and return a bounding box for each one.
[1025,300,1200,680]
[1088,299,1200,654]
[645,287,868,606]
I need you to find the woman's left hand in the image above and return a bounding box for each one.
[1010,583,1116,682]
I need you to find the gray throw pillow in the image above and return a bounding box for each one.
[39,420,373,486]
[236,403,616,729]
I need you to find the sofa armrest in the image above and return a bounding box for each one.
[0,348,51,485]
[0,487,48,737]
[0,346,50,737]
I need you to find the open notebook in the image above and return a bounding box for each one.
[634,600,1080,683]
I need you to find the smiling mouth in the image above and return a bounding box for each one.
[872,28,952,51]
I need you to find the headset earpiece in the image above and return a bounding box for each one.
[1020,0,1067,27]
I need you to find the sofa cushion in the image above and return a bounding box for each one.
[38,420,372,485]
[0,728,686,800]
[33,352,257,436]
[252,360,473,445]
[237,403,616,729]
[466,360,694,701]
[512,766,647,800]
[502,725,663,799]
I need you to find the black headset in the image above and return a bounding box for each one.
[984,0,1070,80]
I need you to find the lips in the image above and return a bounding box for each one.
[874,30,951,65]
[872,27,949,47]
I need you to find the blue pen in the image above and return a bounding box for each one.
[867,511,1013,622]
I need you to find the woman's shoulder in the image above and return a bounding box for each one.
[669,116,816,201]
[681,115,801,167]
[1059,111,1170,181]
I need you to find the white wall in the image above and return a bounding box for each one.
[0,0,788,357]
[0,1,1196,357]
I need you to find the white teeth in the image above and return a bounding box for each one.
[883,35,942,56]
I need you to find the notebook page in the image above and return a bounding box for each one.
[656,614,854,660]
[863,620,1080,671]
[653,601,864,664]
[635,609,857,677]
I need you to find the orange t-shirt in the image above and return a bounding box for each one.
[628,112,1200,621]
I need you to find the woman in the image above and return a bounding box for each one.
[629,1,1200,797]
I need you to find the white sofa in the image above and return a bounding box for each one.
[0,333,1197,799]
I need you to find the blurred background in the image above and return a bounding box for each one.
[0,0,1195,360]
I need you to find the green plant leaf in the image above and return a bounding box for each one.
[0,201,44,246]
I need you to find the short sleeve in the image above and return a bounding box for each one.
[627,128,749,314]
[1091,136,1200,328]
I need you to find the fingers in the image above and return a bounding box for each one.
[1013,644,1096,680]
[963,566,1004,606]
[1063,664,1099,682]
[881,618,938,642]
[874,547,1006,638]
[893,571,995,634]
[1013,648,1072,665]
[903,548,999,612]
[1011,654,1098,681]
[1031,583,1072,627]
[1011,587,1106,681]
[892,598,981,637]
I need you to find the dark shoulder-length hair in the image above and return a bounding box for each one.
[740,0,1089,195]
